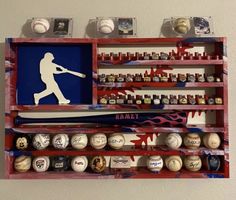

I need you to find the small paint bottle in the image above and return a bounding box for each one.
[143,74,151,82]
[152,74,160,82]
[160,52,169,60]
[134,73,142,82]
[153,95,160,105]
[187,73,196,82]
[143,52,150,60]
[207,97,215,105]
[126,74,133,82]
[161,95,169,105]
[107,74,116,82]
[99,74,106,83]
[151,52,159,60]
[144,95,152,104]
[187,95,196,105]
[206,75,215,82]
[170,74,177,82]
[127,94,134,104]
[197,95,206,105]
[99,96,108,104]
[108,95,116,104]
[135,95,143,104]
[179,95,188,104]
[116,95,126,104]
[215,97,223,105]
[117,74,125,82]
[160,74,168,82]
[197,74,205,82]
[178,74,187,82]
[170,95,178,105]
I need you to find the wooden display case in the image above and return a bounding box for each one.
[5,37,229,179]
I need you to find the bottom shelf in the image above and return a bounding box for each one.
[6,168,226,179]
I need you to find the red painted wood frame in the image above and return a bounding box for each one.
[5,37,229,179]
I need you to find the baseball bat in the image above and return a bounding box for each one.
[65,70,86,78]
[14,112,187,126]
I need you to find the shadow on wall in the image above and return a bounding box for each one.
[0,42,5,178]
[84,19,97,38]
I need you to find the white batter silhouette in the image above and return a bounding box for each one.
[34,52,86,105]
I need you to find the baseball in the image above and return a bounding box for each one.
[32,156,50,172]
[203,133,221,149]
[31,18,50,34]
[90,156,106,173]
[146,156,164,172]
[184,156,202,172]
[184,133,201,149]
[173,17,190,34]
[98,19,115,34]
[14,135,30,150]
[108,133,125,149]
[165,156,183,172]
[71,134,88,150]
[52,134,69,149]
[14,155,32,173]
[204,155,221,171]
[165,133,182,149]
[32,134,50,150]
[71,156,88,172]
[90,133,107,149]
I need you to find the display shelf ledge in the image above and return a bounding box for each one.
[8,146,225,157]
[6,168,226,179]
[97,82,224,89]
[8,124,225,134]
[98,60,224,66]
[10,104,225,111]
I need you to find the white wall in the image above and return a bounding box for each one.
[0,0,236,199]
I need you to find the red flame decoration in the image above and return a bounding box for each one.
[175,42,193,55]
[130,133,158,147]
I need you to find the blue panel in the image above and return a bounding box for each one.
[17,44,93,105]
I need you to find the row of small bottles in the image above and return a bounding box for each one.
[99,94,223,105]
[98,73,222,83]
[98,51,221,61]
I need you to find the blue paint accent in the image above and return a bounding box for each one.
[187,128,203,132]
[176,82,186,87]
[153,104,165,109]
[182,37,217,43]
[17,44,93,105]
[11,151,32,157]
[206,173,224,178]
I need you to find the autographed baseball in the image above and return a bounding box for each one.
[165,133,182,149]
[203,133,221,149]
[90,156,106,173]
[98,19,115,34]
[52,134,69,149]
[165,156,183,172]
[71,134,88,150]
[173,17,190,34]
[90,133,107,149]
[14,155,32,173]
[184,133,201,149]
[147,156,164,172]
[31,18,50,34]
[108,133,125,149]
[71,156,88,172]
[184,156,202,172]
[32,156,50,172]
[32,134,50,150]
